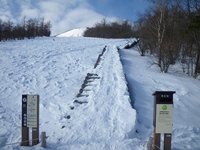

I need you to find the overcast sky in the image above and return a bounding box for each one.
[0,0,151,35]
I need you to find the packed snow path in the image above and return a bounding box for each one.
[54,45,137,149]
[0,37,138,150]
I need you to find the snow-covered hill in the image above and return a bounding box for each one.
[56,28,86,37]
[0,37,138,149]
[0,37,200,150]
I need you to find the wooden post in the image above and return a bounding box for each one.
[21,127,29,146]
[164,134,172,150]
[41,132,47,148]
[153,131,160,150]
[32,96,39,145]
[32,128,39,145]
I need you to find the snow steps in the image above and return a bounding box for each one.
[63,72,101,125]
[77,73,99,97]
[74,73,100,102]
[72,46,108,105]
[94,45,107,68]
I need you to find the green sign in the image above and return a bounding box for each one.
[162,104,167,110]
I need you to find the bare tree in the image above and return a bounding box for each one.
[0,17,51,41]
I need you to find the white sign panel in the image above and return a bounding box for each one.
[156,104,173,133]
[27,95,38,128]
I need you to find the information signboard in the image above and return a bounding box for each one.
[27,95,38,128]
[155,104,173,133]
[22,95,38,128]
[153,91,175,150]
[21,94,39,146]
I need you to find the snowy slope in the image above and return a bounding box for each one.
[0,37,137,150]
[120,48,200,150]
[1,36,200,150]
[56,28,86,37]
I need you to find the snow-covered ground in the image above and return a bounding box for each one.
[0,37,200,150]
[119,48,200,150]
[0,37,138,150]
[56,28,86,37]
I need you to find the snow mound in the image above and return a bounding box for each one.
[56,28,86,37]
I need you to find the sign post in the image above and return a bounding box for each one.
[21,95,29,146]
[21,95,39,146]
[153,91,175,150]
